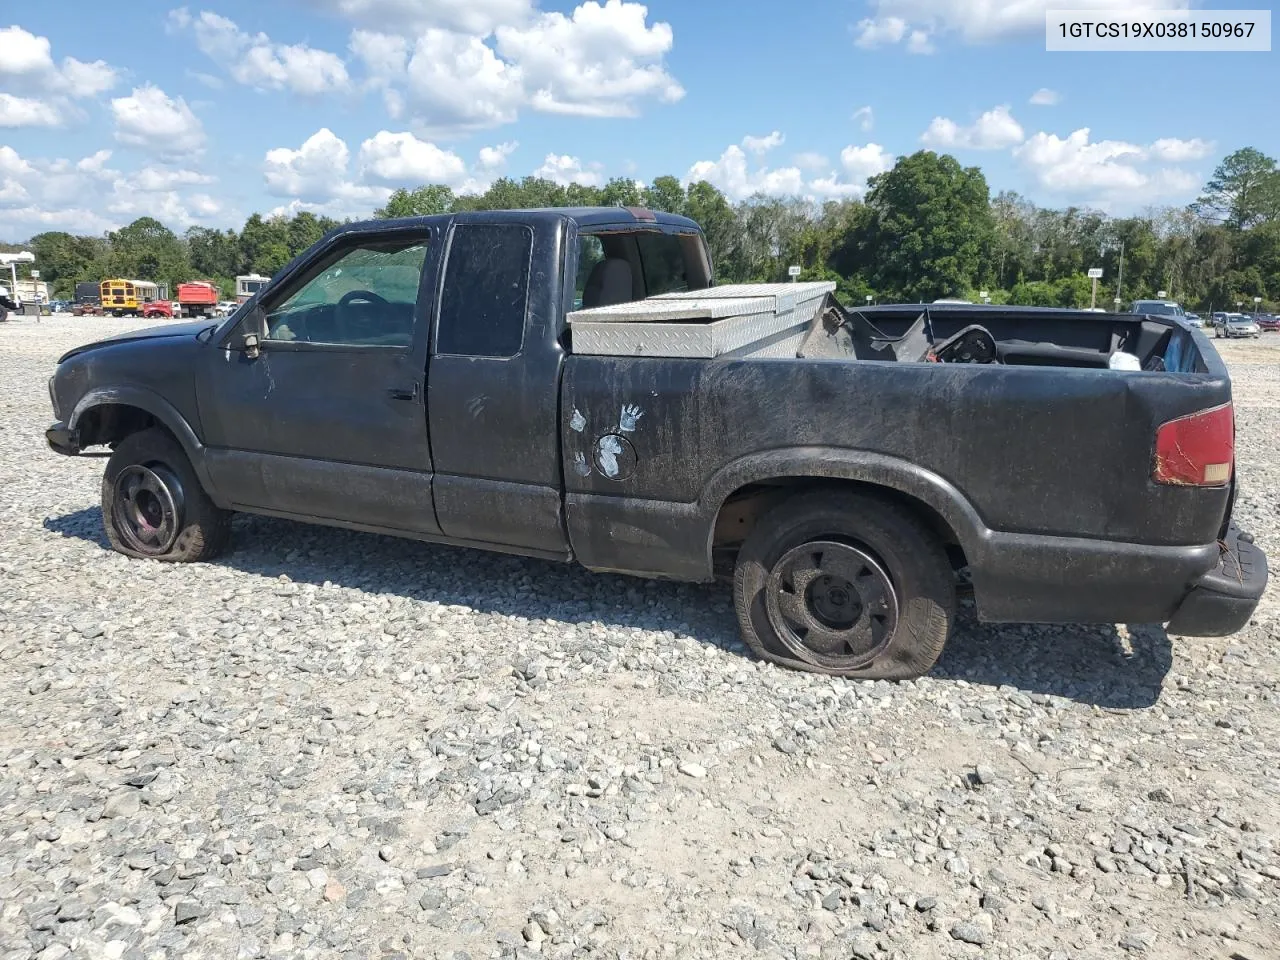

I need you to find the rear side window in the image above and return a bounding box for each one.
[437,224,532,357]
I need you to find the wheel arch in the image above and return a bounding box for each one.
[702,448,988,575]
[70,387,221,504]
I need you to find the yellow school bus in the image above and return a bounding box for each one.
[99,279,160,316]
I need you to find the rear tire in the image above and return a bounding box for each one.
[733,490,955,680]
[101,428,231,562]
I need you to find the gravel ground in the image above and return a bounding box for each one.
[1,315,1278,960]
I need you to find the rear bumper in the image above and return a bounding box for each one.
[1166,525,1268,636]
[46,421,80,456]
[970,523,1267,635]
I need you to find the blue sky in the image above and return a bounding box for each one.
[1,0,1275,239]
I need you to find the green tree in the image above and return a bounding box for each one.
[682,180,737,280]
[375,185,456,218]
[600,177,644,208]
[186,227,241,279]
[643,175,686,214]
[239,214,291,276]
[1194,147,1280,229]
[104,217,191,291]
[863,151,993,301]
[286,211,328,256]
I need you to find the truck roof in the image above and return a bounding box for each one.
[337,206,703,236]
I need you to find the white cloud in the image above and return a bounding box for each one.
[111,85,206,156]
[478,141,519,170]
[264,128,352,197]
[58,58,118,97]
[170,9,350,95]
[0,25,55,75]
[0,93,59,127]
[839,143,894,183]
[905,29,934,53]
[1013,127,1203,207]
[852,105,874,131]
[0,147,35,179]
[854,16,934,53]
[854,0,1190,49]
[132,166,216,191]
[0,25,117,127]
[1149,137,1215,162]
[685,145,804,200]
[854,16,908,47]
[0,144,225,236]
[358,131,468,186]
[403,29,524,131]
[794,152,830,171]
[76,150,115,176]
[686,136,892,202]
[349,29,409,84]
[1015,128,1146,191]
[533,153,604,187]
[495,0,683,118]
[921,105,1024,150]
[314,0,534,36]
[350,1,683,132]
[1029,87,1060,106]
[743,132,784,155]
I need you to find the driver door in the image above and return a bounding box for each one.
[199,227,443,536]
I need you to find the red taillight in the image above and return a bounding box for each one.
[1153,402,1234,486]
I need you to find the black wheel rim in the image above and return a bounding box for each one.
[112,464,184,555]
[764,540,899,670]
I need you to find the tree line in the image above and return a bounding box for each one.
[7,146,1280,313]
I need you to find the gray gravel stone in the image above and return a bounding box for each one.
[0,319,1277,960]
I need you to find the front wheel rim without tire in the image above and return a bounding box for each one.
[764,540,899,671]
[112,464,184,555]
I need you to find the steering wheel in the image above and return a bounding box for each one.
[335,289,389,342]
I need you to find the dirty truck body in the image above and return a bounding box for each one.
[45,208,1268,680]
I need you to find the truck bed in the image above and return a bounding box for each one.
[560,303,1234,628]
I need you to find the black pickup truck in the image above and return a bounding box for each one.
[45,207,1268,680]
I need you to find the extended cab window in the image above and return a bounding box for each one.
[437,224,532,358]
[264,237,428,347]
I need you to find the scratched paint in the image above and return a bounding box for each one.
[572,451,592,477]
[597,435,623,478]
[569,407,587,432]
[619,404,643,432]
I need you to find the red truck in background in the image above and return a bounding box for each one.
[177,281,219,319]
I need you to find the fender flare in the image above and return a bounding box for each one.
[696,446,993,567]
[69,386,221,501]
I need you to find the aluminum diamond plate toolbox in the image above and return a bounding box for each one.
[567,281,837,358]
[566,295,774,324]
[652,281,835,314]
[572,310,809,358]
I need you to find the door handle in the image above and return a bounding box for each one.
[387,383,419,401]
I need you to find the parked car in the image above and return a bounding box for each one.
[1212,312,1261,338]
[1183,312,1203,328]
[43,207,1268,680]
[1256,314,1280,332]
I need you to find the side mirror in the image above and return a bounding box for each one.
[242,333,261,359]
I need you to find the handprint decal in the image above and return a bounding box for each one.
[619,404,644,433]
